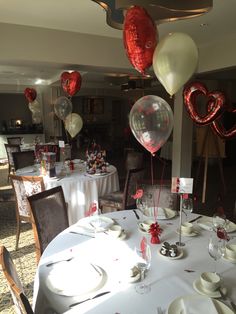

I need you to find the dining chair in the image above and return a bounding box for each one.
[27,186,69,264]
[7,137,22,145]
[137,181,179,212]
[0,245,34,314]
[120,150,144,189]
[5,144,21,178]
[12,150,35,171]
[10,175,45,250]
[99,167,145,212]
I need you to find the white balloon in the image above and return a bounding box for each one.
[153,32,198,96]
[32,111,42,124]
[29,100,41,113]
[64,113,83,138]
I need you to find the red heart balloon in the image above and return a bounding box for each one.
[60,71,82,97]
[211,109,236,140]
[123,6,158,75]
[183,82,226,125]
[24,88,37,103]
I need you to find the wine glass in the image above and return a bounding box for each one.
[208,233,226,274]
[182,197,193,221]
[134,244,152,294]
[212,213,227,231]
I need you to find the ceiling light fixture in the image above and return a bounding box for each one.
[92,0,213,29]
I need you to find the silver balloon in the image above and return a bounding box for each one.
[28,100,41,113]
[129,95,173,155]
[54,96,73,121]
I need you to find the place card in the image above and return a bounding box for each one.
[171,177,193,194]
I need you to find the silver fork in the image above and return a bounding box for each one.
[157,307,163,314]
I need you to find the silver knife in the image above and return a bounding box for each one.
[188,215,202,223]
[132,209,140,220]
[69,291,111,308]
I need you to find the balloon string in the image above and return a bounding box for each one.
[154,155,166,221]
[150,153,154,185]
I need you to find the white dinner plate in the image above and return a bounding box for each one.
[197,216,236,233]
[143,207,177,220]
[167,295,234,314]
[137,223,150,234]
[46,259,106,297]
[77,216,114,231]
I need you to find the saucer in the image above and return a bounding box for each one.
[176,229,198,237]
[158,248,184,260]
[117,231,126,240]
[137,223,150,234]
[193,279,227,298]
[222,252,236,264]
[128,271,140,283]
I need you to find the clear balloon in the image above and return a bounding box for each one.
[28,100,41,113]
[153,32,198,96]
[129,95,174,155]
[64,113,83,138]
[54,96,73,121]
[32,112,42,124]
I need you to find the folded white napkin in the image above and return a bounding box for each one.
[46,259,103,296]
[181,295,218,314]
[157,207,167,219]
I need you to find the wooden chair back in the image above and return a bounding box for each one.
[27,186,69,263]
[7,137,22,145]
[10,175,45,250]
[123,167,146,209]
[0,246,34,314]
[5,144,21,173]
[12,151,35,171]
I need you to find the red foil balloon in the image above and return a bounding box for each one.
[211,110,236,140]
[123,6,158,75]
[183,82,226,125]
[24,88,37,103]
[60,71,82,97]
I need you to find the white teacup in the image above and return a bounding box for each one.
[200,272,221,292]
[108,225,122,238]
[140,220,155,232]
[181,222,193,234]
[225,244,236,260]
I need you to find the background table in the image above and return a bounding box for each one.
[33,210,236,314]
[16,163,119,225]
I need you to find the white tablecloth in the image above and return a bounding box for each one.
[16,163,119,225]
[33,211,236,314]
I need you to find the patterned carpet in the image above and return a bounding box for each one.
[0,164,37,313]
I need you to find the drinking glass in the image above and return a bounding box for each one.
[134,244,151,294]
[208,233,226,274]
[212,213,227,231]
[182,197,193,221]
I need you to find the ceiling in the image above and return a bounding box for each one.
[0,0,236,88]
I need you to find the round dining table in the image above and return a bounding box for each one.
[16,162,119,225]
[33,210,236,314]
